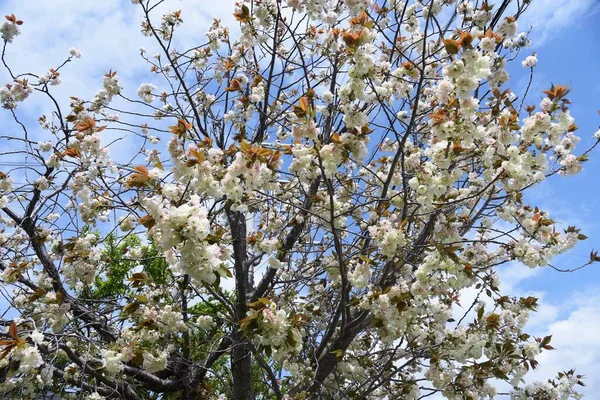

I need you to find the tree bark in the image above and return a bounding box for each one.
[231,331,254,400]
[226,205,254,400]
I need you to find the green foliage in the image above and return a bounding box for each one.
[93,234,168,298]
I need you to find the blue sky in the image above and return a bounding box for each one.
[477,1,600,393]
[515,0,600,329]
[0,0,598,395]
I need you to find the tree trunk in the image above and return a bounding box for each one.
[227,205,254,400]
[231,331,254,400]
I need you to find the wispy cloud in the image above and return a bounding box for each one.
[0,0,237,162]
[0,0,236,110]
[518,0,599,46]
[524,288,600,395]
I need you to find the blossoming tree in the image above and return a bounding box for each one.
[0,0,598,399]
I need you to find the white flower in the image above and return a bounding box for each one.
[38,141,53,152]
[268,257,283,269]
[437,79,454,104]
[521,54,537,68]
[196,315,214,330]
[321,90,334,104]
[497,17,517,38]
[348,261,371,289]
[101,350,124,376]
[396,110,408,120]
[119,214,136,231]
[69,47,82,58]
[0,21,20,43]
[523,342,541,359]
[142,350,168,372]
[103,72,120,97]
[15,346,43,372]
[34,176,50,190]
[29,330,45,346]
[157,305,186,333]
[594,129,600,140]
[1,173,14,191]
[137,83,157,103]
[46,213,60,222]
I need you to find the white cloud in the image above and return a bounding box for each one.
[0,0,237,163]
[491,264,600,396]
[451,259,599,397]
[0,0,235,106]
[520,289,600,396]
[518,0,599,46]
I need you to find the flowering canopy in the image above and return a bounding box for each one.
[0,1,598,399]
